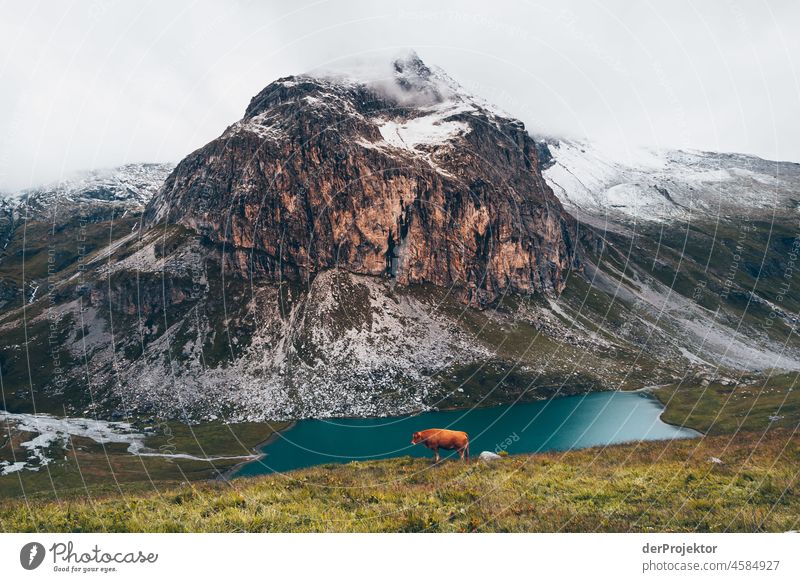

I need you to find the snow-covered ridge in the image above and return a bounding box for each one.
[2,162,174,210]
[543,139,800,222]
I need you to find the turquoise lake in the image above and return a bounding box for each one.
[233,391,699,476]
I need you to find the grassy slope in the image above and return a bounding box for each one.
[652,373,800,435]
[1,429,796,532]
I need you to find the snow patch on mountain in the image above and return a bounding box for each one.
[0,409,257,474]
[377,103,472,151]
[543,139,800,221]
[0,410,144,472]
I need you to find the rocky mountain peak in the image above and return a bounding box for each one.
[242,50,462,124]
[145,54,585,305]
[385,50,451,105]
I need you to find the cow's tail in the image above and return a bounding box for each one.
[465,441,470,462]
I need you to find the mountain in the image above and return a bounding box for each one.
[542,137,800,371]
[0,163,173,310]
[542,138,800,223]
[1,53,798,422]
[144,53,588,304]
[1,163,174,227]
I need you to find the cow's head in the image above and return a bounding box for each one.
[411,432,422,444]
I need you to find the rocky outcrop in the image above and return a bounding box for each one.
[479,451,503,462]
[145,54,584,305]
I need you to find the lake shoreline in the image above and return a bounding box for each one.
[219,421,297,481]
[640,385,706,437]
[231,390,698,477]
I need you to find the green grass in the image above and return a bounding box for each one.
[0,215,140,288]
[652,373,800,435]
[1,430,796,532]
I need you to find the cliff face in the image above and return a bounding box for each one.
[145,54,581,304]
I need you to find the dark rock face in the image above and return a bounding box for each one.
[145,54,583,304]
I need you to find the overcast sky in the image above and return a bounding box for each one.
[1,0,798,191]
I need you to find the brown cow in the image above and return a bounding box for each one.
[411,429,470,462]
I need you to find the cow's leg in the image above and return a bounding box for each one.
[433,447,439,462]
[458,447,465,461]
